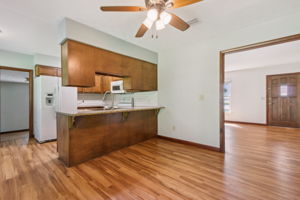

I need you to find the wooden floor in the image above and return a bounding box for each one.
[0,125,300,200]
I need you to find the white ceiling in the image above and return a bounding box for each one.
[225,39,300,72]
[0,69,29,83]
[0,0,300,57]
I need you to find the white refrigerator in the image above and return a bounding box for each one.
[34,76,77,143]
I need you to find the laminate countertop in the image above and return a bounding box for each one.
[56,106,164,117]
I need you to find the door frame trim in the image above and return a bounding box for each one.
[266,72,300,127]
[219,34,300,153]
[0,66,34,137]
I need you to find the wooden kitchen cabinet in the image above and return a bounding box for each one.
[94,48,123,76]
[102,76,122,92]
[78,75,102,93]
[35,65,62,77]
[78,75,122,94]
[123,59,157,91]
[62,39,157,91]
[122,57,143,91]
[141,62,157,91]
[61,40,95,87]
[57,109,159,167]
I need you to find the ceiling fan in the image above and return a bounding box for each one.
[100,0,203,38]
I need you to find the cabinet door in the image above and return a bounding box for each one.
[62,40,95,87]
[94,48,123,76]
[56,68,62,77]
[102,76,112,93]
[77,87,84,93]
[142,62,157,91]
[122,57,143,91]
[77,75,102,93]
[93,75,102,93]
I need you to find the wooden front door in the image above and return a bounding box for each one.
[267,73,300,128]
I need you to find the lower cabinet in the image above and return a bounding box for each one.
[57,110,158,167]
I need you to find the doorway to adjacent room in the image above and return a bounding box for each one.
[0,66,33,137]
[219,34,300,153]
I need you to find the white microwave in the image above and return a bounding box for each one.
[111,80,126,94]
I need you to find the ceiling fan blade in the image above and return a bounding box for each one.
[135,24,148,38]
[169,13,190,31]
[100,6,147,12]
[172,0,204,9]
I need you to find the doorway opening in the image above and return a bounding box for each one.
[0,66,33,138]
[219,34,300,153]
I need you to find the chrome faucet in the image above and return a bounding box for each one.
[102,91,116,109]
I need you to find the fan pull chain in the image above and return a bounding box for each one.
[151,28,158,39]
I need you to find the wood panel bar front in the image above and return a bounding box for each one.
[57,110,158,167]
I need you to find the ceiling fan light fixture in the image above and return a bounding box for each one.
[160,11,172,25]
[143,18,154,29]
[147,8,158,21]
[156,19,165,30]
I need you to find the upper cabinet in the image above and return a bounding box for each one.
[94,48,123,76]
[35,65,61,77]
[61,39,157,92]
[122,57,143,91]
[141,62,157,91]
[78,75,102,93]
[61,40,95,87]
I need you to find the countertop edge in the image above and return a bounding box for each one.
[56,106,165,117]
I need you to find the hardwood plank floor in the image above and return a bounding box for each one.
[0,125,299,200]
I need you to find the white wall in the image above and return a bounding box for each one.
[34,54,61,68]
[0,82,29,132]
[0,49,34,70]
[158,12,300,148]
[225,62,300,124]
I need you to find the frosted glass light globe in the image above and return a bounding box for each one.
[156,19,165,30]
[147,9,158,21]
[143,17,154,29]
[160,11,172,25]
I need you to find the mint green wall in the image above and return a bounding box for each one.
[0,49,34,70]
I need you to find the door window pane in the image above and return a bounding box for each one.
[280,85,288,97]
[224,82,231,112]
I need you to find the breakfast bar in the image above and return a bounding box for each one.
[56,106,163,167]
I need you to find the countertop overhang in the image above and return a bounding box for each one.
[56,106,164,117]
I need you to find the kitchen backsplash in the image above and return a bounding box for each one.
[77,91,158,108]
